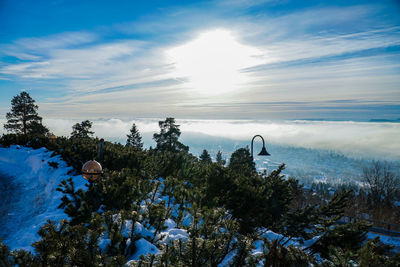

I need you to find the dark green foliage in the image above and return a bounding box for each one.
[231,236,256,266]
[1,135,398,266]
[54,137,99,171]
[32,219,126,266]
[0,133,50,149]
[319,247,355,267]
[12,249,39,267]
[216,150,226,165]
[33,220,92,266]
[207,163,293,234]
[57,169,151,225]
[261,239,311,267]
[153,118,188,152]
[71,120,94,138]
[282,190,353,241]
[126,123,143,148]
[145,150,198,180]
[57,178,94,224]
[0,133,27,147]
[28,120,50,137]
[199,149,212,164]
[150,207,240,267]
[0,240,14,266]
[357,237,400,266]
[39,137,147,173]
[311,221,370,259]
[48,161,59,168]
[102,212,127,257]
[4,91,49,137]
[228,147,256,176]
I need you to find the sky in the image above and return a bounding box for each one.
[0,0,399,120]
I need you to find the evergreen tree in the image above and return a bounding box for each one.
[216,150,226,165]
[0,240,14,266]
[4,91,48,136]
[228,147,256,176]
[71,120,94,138]
[29,120,50,136]
[153,117,188,152]
[199,149,212,164]
[357,237,400,266]
[126,123,143,148]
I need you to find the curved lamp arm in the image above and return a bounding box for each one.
[251,135,270,158]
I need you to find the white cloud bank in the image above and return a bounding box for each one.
[1,118,398,161]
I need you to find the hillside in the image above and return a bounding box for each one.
[1,135,400,266]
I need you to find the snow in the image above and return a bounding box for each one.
[164,218,176,229]
[368,233,400,252]
[133,222,153,239]
[0,145,85,251]
[1,145,399,264]
[160,227,188,244]
[127,238,160,261]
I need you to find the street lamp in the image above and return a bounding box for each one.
[251,135,270,159]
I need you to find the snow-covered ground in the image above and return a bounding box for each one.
[0,145,399,263]
[0,145,85,251]
[0,145,191,258]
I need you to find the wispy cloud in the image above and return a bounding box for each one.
[0,32,97,61]
[0,1,399,119]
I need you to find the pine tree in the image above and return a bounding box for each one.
[0,240,15,266]
[4,91,49,136]
[126,123,143,148]
[71,120,94,138]
[29,120,50,136]
[228,147,256,176]
[199,149,212,164]
[357,237,400,266]
[216,150,226,165]
[153,117,188,152]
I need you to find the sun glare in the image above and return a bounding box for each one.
[167,29,263,96]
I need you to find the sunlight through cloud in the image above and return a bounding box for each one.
[166,29,264,96]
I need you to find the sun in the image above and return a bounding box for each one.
[166,29,263,96]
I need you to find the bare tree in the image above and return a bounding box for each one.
[362,161,400,207]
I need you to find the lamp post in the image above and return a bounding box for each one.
[251,135,270,159]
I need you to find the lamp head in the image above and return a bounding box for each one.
[82,160,102,182]
[258,146,271,156]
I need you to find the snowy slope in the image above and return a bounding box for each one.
[0,145,85,251]
[0,145,399,263]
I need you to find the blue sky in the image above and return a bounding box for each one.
[0,0,399,120]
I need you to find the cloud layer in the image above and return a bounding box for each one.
[2,118,397,161]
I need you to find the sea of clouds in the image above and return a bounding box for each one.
[1,118,399,184]
[2,118,398,160]
[36,118,400,161]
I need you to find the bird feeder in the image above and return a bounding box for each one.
[81,160,102,182]
[48,133,57,142]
